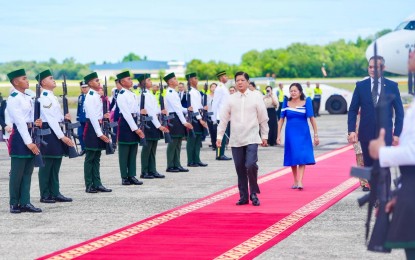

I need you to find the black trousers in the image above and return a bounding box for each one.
[207,120,217,149]
[231,144,260,200]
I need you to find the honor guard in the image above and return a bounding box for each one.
[83,72,112,193]
[164,73,193,172]
[109,79,122,149]
[36,70,74,203]
[7,69,42,213]
[77,81,89,155]
[211,71,232,160]
[138,74,168,179]
[114,71,145,186]
[185,73,208,167]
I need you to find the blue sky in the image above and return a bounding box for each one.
[0,0,413,64]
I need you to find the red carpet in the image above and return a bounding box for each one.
[39,145,358,260]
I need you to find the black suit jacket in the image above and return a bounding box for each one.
[347,77,404,145]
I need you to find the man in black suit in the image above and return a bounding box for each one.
[178,82,187,108]
[347,55,404,189]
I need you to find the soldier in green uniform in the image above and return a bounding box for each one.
[138,74,169,178]
[37,70,74,203]
[164,73,193,172]
[83,72,112,193]
[185,73,208,167]
[115,71,145,185]
[7,69,43,213]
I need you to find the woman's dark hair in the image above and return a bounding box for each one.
[265,85,272,91]
[234,71,249,81]
[288,83,305,101]
[209,83,217,88]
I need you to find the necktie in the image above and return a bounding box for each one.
[371,80,378,106]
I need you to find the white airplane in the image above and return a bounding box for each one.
[366,13,415,75]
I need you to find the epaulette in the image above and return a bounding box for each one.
[43,92,48,96]
[120,90,125,94]
[10,92,18,97]
[89,91,94,95]
[169,89,172,93]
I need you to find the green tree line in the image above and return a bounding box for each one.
[0,30,392,80]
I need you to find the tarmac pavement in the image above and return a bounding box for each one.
[0,112,403,259]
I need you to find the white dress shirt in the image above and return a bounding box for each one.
[380,99,415,166]
[7,90,34,145]
[217,89,269,147]
[188,86,203,120]
[84,88,104,137]
[165,87,188,124]
[39,89,65,139]
[211,82,230,122]
[143,89,162,128]
[117,88,139,132]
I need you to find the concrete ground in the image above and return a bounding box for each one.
[0,113,403,259]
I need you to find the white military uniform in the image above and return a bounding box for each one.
[143,90,162,128]
[39,90,65,139]
[211,82,230,122]
[117,88,139,132]
[165,87,187,124]
[188,86,203,120]
[7,90,34,145]
[84,89,104,137]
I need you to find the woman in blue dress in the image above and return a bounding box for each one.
[277,83,319,190]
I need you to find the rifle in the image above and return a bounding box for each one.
[159,76,173,143]
[137,81,152,146]
[62,75,80,158]
[102,77,118,154]
[201,78,213,137]
[33,83,51,167]
[350,41,392,253]
[186,83,199,139]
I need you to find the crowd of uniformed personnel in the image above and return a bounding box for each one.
[1,68,241,214]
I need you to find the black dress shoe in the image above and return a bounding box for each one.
[20,203,42,213]
[166,167,179,172]
[129,176,143,185]
[362,186,370,192]
[53,194,73,202]
[140,172,154,179]
[250,193,260,206]
[79,150,86,156]
[216,155,232,161]
[177,166,189,172]
[187,163,199,167]
[86,186,98,193]
[10,204,21,214]
[236,199,249,205]
[197,162,208,167]
[96,185,112,192]
[40,196,56,203]
[122,178,131,185]
[150,172,165,178]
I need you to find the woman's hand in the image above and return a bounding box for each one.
[314,135,319,146]
[276,137,281,145]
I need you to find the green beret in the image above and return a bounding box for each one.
[185,72,197,80]
[84,72,98,83]
[35,69,52,82]
[137,73,151,83]
[116,71,130,81]
[216,70,226,78]
[163,72,175,83]
[7,69,26,81]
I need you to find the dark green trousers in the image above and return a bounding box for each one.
[9,157,34,205]
[167,138,183,168]
[38,157,62,198]
[84,150,103,188]
[187,134,202,164]
[118,143,138,178]
[141,140,158,173]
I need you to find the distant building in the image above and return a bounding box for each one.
[89,60,186,79]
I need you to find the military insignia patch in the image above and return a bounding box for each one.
[43,92,48,96]
[89,91,94,95]
[43,103,52,109]
[11,92,18,97]
[169,90,172,93]
[120,90,125,94]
